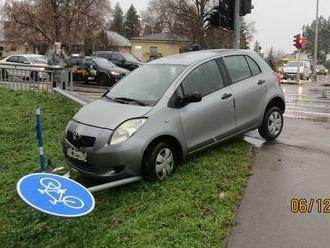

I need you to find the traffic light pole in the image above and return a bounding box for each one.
[233,0,241,49]
[297,49,301,83]
[313,0,319,79]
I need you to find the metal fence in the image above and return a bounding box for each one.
[0,64,73,92]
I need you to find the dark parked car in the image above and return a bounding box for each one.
[73,56,129,86]
[94,51,143,71]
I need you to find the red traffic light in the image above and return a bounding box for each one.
[293,34,305,49]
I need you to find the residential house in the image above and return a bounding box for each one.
[130,32,191,62]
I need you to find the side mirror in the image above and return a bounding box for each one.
[23,61,29,64]
[180,93,202,105]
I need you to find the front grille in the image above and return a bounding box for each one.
[66,131,96,148]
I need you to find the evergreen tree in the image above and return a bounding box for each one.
[111,3,124,35]
[303,16,330,64]
[123,4,141,39]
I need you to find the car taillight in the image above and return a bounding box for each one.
[273,72,281,87]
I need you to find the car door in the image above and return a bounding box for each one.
[178,60,236,152]
[223,55,267,129]
[17,56,31,77]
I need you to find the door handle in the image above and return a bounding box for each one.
[257,79,266,85]
[222,93,233,100]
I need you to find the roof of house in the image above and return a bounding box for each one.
[107,31,131,47]
[130,32,191,43]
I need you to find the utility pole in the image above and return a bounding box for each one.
[313,0,320,78]
[233,0,241,49]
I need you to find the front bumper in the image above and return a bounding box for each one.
[63,121,145,180]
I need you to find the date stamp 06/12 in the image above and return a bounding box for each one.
[291,199,330,214]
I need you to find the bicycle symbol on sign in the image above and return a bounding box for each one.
[38,178,84,209]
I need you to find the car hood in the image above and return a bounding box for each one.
[73,99,152,130]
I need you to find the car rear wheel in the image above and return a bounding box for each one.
[142,141,177,182]
[258,107,283,141]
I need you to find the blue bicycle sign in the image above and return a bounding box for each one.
[38,178,85,209]
[17,173,95,218]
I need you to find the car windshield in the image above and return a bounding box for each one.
[27,56,48,64]
[286,62,303,67]
[121,53,140,63]
[93,57,116,69]
[107,64,186,105]
[316,65,325,69]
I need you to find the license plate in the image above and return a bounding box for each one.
[67,147,87,162]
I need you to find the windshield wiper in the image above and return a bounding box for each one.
[114,97,148,106]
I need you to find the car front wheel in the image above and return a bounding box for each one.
[258,107,284,141]
[142,141,177,182]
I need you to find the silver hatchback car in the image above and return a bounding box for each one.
[64,50,285,182]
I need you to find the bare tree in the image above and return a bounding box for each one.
[2,0,110,54]
[141,0,255,48]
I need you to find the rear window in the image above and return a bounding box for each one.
[224,55,252,83]
[246,56,261,76]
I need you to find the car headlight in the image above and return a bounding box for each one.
[316,69,320,72]
[109,118,147,145]
[326,69,328,73]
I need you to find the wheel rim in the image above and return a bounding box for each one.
[268,111,282,136]
[155,148,174,180]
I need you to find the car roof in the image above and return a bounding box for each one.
[7,54,45,57]
[148,49,251,66]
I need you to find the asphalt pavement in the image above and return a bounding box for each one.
[227,77,330,248]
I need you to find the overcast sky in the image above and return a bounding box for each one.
[116,0,330,54]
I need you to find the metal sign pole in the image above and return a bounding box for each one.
[233,0,241,49]
[36,107,46,172]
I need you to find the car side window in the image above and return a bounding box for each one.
[18,56,29,64]
[223,55,252,83]
[245,56,261,76]
[6,56,19,63]
[111,54,122,61]
[181,60,224,97]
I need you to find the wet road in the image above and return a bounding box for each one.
[282,76,330,122]
[227,78,330,248]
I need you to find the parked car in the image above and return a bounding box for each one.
[94,51,143,71]
[283,61,312,80]
[315,65,328,75]
[64,50,285,182]
[72,56,129,86]
[0,54,49,80]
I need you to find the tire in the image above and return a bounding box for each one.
[142,141,177,182]
[258,107,284,142]
[31,71,38,81]
[1,69,8,80]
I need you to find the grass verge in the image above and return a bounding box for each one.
[0,88,252,248]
